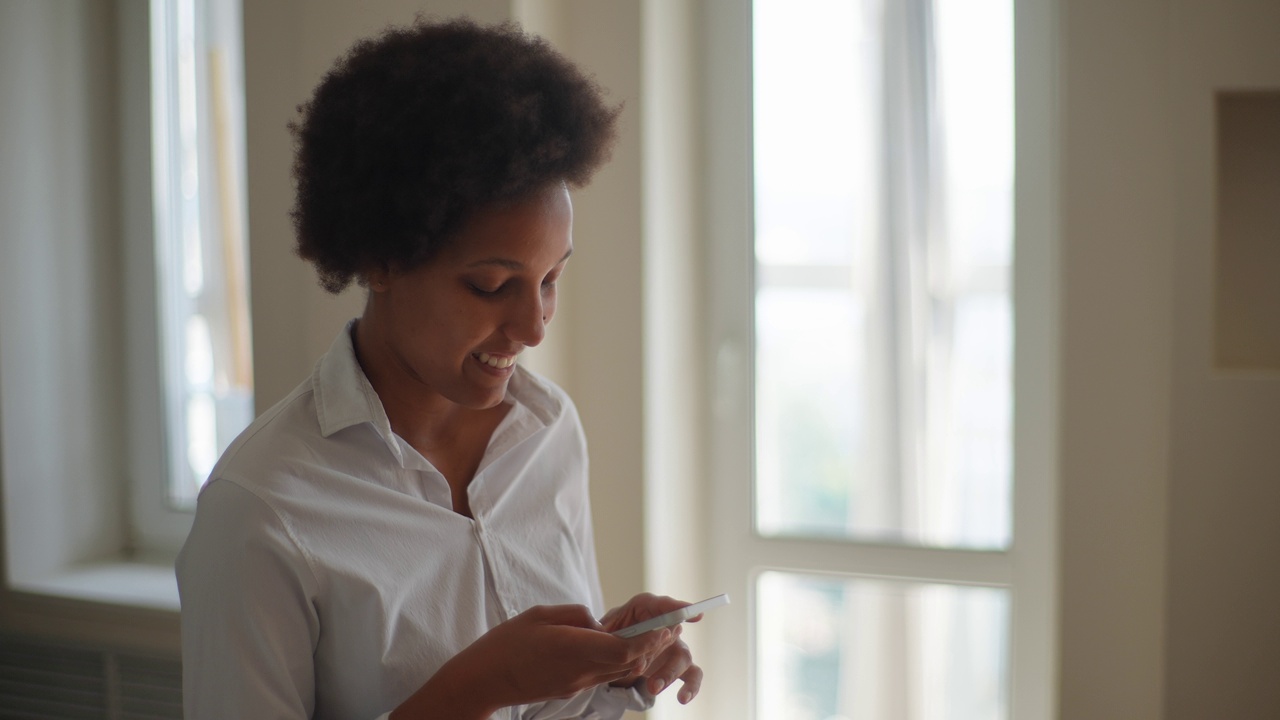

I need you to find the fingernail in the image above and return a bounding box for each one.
[652,678,666,694]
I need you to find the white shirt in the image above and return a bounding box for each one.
[176,322,648,720]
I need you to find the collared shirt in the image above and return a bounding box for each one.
[176,322,646,720]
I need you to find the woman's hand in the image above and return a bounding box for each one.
[601,593,706,704]
[391,604,675,719]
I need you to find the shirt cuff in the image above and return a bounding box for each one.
[596,683,656,715]
[523,683,653,720]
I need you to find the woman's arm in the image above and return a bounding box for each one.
[177,480,322,719]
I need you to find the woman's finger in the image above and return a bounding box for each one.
[643,640,693,695]
[676,663,705,704]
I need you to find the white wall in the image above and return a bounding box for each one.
[0,0,128,593]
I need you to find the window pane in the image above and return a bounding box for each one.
[926,295,1012,548]
[757,571,1009,720]
[752,0,1013,548]
[153,0,253,509]
[936,0,1014,271]
[752,0,878,267]
[755,286,862,537]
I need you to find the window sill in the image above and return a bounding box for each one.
[13,558,180,612]
[1,556,182,656]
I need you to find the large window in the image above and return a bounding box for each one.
[702,0,1056,718]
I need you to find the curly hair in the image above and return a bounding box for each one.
[289,18,620,293]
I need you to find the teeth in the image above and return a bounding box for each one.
[476,352,515,369]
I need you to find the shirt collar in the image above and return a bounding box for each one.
[311,319,565,451]
[312,320,396,443]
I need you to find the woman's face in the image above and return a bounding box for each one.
[363,183,573,410]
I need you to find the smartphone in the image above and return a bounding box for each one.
[612,593,730,638]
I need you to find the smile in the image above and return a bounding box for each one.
[474,352,516,369]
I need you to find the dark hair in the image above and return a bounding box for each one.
[289,18,620,293]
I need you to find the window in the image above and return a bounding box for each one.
[702,0,1057,718]
[0,0,248,611]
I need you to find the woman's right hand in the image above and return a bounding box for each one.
[390,604,675,719]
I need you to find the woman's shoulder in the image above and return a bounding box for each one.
[210,381,322,479]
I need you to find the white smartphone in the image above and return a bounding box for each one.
[611,593,730,638]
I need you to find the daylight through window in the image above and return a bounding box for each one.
[750,0,1014,716]
[150,0,253,510]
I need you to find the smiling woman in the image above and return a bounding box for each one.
[175,18,707,720]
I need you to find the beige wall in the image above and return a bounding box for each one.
[1165,1,1280,717]
[1059,1,1280,718]
[1058,1,1280,718]
[242,0,509,416]
[1058,0,1175,716]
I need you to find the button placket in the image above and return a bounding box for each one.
[472,517,516,621]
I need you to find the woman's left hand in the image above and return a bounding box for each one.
[600,593,705,704]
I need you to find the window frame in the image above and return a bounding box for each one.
[699,0,1060,717]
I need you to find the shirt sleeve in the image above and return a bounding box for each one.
[176,479,323,719]
[592,685,655,717]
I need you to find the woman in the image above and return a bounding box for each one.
[176,18,702,720]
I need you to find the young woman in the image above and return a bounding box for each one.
[176,19,703,720]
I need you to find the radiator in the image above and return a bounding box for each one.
[0,636,181,719]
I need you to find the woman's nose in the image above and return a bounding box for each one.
[506,294,547,347]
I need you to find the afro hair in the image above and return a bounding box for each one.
[289,18,620,293]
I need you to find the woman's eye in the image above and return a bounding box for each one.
[469,282,504,297]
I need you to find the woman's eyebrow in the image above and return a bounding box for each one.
[466,247,574,270]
